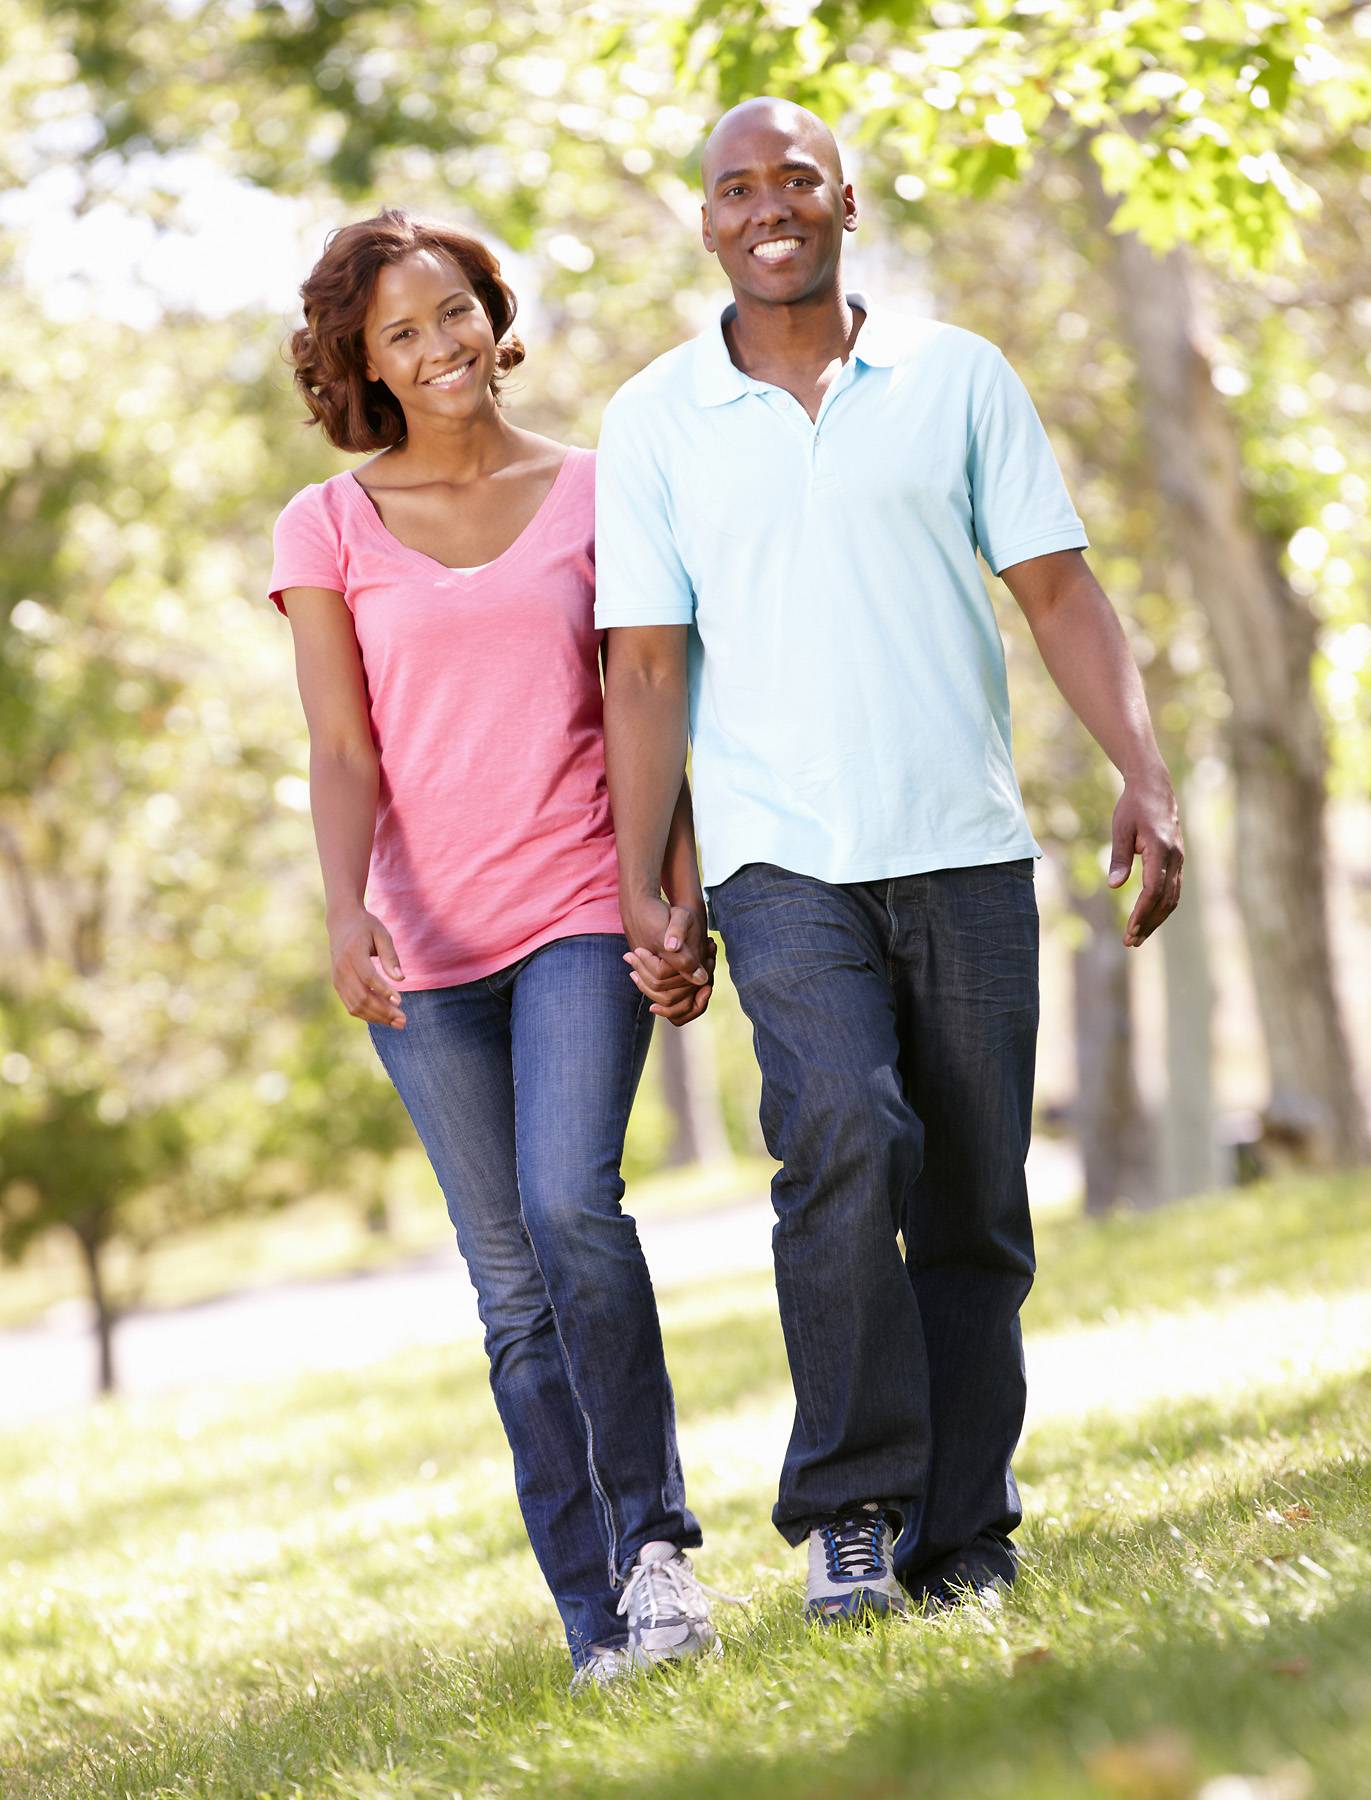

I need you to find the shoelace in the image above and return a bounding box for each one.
[821,1514,887,1583]
[616,1553,745,1626]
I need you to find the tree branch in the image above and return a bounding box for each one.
[0,819,48,957]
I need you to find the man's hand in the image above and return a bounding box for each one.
[620,892,712,986]
[619,891,714,1026]
[1108,768,1183,948]
[626,936,718,1026]
[328,907,407,1027]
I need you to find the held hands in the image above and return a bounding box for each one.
[621,894,716,1027]
[1108,768,1184,948]
[329,907,407,1028]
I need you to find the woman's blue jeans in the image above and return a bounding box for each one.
[369,932,700,1664]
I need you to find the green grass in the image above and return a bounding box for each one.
[3,1173,1369,1799]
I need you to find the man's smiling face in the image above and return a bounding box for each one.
[700,101,857,308]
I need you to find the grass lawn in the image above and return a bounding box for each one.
[3,1172,1369,1799]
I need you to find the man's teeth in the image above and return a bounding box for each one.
[753,239,802,261]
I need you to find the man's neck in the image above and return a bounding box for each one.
[724,276,856,381]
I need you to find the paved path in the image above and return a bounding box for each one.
[4,1139,1079,1425]
[4,1197,774,1425]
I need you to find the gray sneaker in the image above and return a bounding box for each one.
[569,1643,634,1693]
[805,1504,908,1624]
[617,1540,724,1667]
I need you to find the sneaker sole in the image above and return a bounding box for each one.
[804,1587,907,1625]
[628,1631,723,1668]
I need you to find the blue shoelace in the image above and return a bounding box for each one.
[821,1513,886,1582]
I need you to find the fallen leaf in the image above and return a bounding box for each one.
[1267,1657,1310,1679]
[1012,1645,1054,1674]
[1281,1504,1313,1523]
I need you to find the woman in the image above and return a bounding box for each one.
[269,209,719,1689]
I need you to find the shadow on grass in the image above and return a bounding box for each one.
[6,1446,1368,1800]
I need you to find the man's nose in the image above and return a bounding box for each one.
[751,188,792,226]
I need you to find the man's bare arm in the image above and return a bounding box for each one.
[603,624,709,982]
[1000,548,1182,947]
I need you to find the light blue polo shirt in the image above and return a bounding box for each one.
[594,294,1088,888]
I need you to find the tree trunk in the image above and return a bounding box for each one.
[1160,782,1223,1200]
[1072,885,1157,1213]
[1081,156,1367,1165]
[71,1219,117,1397]
[657,1017,731,1167]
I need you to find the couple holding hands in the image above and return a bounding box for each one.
[269,98,1182,1690]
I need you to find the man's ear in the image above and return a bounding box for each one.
[701,202,716,256]
[842,183,859,233]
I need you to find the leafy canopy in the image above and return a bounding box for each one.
[672,0,1371,268]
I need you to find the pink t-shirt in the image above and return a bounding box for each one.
[269,448,625,989]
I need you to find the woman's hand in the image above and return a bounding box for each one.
[328,908,407,1028]
[625,929,717,1027]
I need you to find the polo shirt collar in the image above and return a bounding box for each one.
[691,290,897,407]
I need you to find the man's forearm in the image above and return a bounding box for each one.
[1006,548,1182,944]
[1011,556,1165,779]
[603,636,689,914]
[662,780,704,911]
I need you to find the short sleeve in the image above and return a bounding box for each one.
[967,355,1088,576]
[593,394,695,628]
[268,485,345,614]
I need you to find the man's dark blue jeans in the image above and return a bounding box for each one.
[370,932,700,1665]
[709,860,1038,1591]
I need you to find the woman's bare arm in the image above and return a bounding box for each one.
[281,586,407,1027]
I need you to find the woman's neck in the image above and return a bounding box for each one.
[386,400,523,484]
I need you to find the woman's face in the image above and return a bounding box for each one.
[362,249,499,426]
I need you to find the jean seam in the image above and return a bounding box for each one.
[611,989,662,1580]
[511,1034,623,1593]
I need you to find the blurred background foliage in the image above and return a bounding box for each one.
[1,0,1369,1391]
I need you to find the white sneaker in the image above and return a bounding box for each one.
[569,1643,634,1693]
[805,1504,908,1624]
[617,1540,729,1667]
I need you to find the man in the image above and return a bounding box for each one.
[595,97,1182,1622]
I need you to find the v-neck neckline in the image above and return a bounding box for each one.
[346,450,576,578]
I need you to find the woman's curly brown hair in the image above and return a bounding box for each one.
[288,209,525,452]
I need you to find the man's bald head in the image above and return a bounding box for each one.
[701,97,844,193]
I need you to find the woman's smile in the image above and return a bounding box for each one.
[422,357,477,389]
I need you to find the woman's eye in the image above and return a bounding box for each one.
[445,306,470,320]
